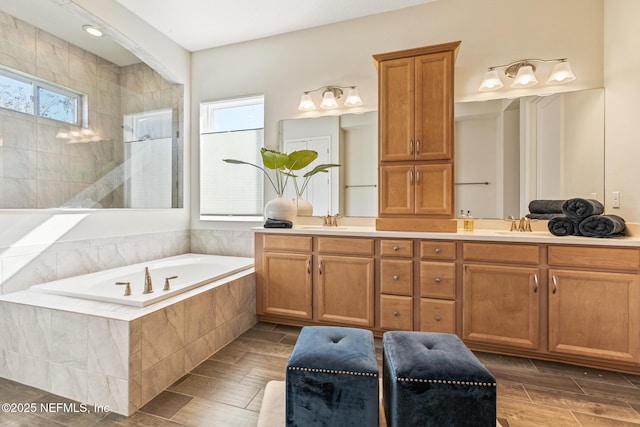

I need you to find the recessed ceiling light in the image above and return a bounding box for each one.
[83,25,103,37]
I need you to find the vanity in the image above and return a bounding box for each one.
[254,226,640,374]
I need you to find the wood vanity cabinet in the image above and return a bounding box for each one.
[462,242,542,350]
[258,234,313,320]
[419,240,456,333]
[374,41,460,222]
[379,239,414,331]
[316,237,375,328]
[547,246,640,364]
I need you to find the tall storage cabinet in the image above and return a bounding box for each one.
[374,41,460,228]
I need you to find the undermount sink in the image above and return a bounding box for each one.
[493,231,550,236]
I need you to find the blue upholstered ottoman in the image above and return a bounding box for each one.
[286,326,379,427]
[383,331,496,427]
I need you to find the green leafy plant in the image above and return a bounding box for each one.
[290,163,341,198]
[223,148,319,195]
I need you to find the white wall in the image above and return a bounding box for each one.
[191,0,604,229]
[604,0,640,220]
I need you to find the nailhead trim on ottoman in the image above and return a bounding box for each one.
[383,331,497,427]
[286,326,379,427]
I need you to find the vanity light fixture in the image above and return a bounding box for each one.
[298,85,363,111]
[479,58,576,91]
[82,25,104,37]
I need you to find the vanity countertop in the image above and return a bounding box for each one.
[254,225,640,247]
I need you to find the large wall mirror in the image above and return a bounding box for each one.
[281,88,604,220]
[0,2,184,209]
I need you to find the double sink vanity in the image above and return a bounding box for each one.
[254,224,640,374]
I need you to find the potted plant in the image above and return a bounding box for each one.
[223,148,318,221]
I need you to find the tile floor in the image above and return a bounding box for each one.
[1,322,640,426]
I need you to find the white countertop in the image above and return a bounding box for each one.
[254,225,640,247]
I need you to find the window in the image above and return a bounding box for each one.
[0,67,83,125]
[200,95,265,218]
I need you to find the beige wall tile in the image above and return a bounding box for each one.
[141,302,185,371]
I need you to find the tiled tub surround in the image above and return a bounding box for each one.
[0,257,256,416]
[0,229,191,295]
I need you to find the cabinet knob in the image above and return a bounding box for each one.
[434,315,442,322]
[393,246,399,251]
[434,248,441,254]
[393,311,400,317]
[393,275,399,281]
[434,277,441,283]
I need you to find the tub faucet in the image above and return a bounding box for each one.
[143,267,153,294]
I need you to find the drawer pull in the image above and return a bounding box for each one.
[533,274,538,293]
[434,277,441,284]
[393,275,400,281]
[393,311,400,317]
[393,246,399,251]
[434,248,441,254]
[552,275,558,294]
[434,315,442,322]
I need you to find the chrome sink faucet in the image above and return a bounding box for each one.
[143,267,153,294]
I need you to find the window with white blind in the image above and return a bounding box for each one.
[200,95,265,218]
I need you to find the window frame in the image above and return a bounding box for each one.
[199,94,266,221]
[0,66,85,126]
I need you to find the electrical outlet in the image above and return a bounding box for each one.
[612,191,620,208]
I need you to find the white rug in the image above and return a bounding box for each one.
[257,380,501,427]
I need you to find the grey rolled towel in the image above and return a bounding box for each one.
[561,198,604,222]
[528,200,565,214]
[548,216,578,236]
[578,214,626,238]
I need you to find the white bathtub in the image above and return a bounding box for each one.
[30,253,254,307]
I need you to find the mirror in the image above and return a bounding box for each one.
[0,6,184,209]
[281,89,604,220]
[455,88,605,219]
[281,111,378,217]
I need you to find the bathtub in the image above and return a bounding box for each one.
[30,253,254,307]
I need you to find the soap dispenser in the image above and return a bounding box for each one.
[464,210,475,231]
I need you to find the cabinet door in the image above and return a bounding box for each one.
[414,51,453,161]
[379,165,414,215]
[415,163,453,215]
[316,255,375,327]
[549,269,640,363]
[463,264,541,349]
[262,252,312,320]
[379,57,415,162]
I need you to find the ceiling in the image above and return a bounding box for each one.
[116,0,435,52]
[114,0,439,52]
[1,0,438,66]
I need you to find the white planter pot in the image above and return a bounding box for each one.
[295,196,313,217]
[264,196,297,222]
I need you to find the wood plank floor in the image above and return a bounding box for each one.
[1,322,640,426]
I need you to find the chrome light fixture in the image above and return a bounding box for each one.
[479,58,576,92]
[298,85,363,111]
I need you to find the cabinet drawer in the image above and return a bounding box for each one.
[263,234,312,252]
[463,242,539,265]
[380,259,413,295]
[420,241,456,260]
[380,295,413,331]
[548,246,640,271]
[318,237,375,255]
[420,262,455,299]
[420,298,455,334]
[380,239,414,257]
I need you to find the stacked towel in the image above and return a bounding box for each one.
[578,214,626,238]
[528,200,565,214]
[546,198,625,238]
[548,216,577,236]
